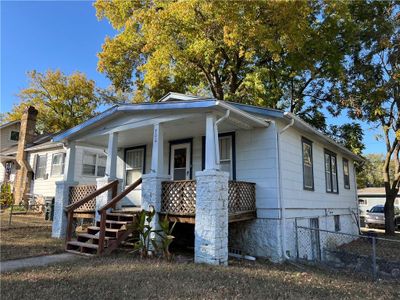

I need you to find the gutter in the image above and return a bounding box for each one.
[277,114,295,260]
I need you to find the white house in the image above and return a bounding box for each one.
[51,93,362,264]
[0,109,106,207]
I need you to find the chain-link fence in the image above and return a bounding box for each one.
[295,224,400,281]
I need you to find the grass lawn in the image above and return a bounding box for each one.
[1,253,399,300]
[0,213,64,261]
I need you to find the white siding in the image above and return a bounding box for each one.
[28,145,106,198]
[28,147,66,197]
[278,122,358,212]
[73,146,108,185]
[0,123,20,149]
[235,125,279,218]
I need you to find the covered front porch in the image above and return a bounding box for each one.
[52,99,269,265]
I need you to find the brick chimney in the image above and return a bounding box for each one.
[14,106,38,205]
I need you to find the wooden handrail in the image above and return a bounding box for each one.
[97,177,142,255]
[65,179,119,243]
[98,178,142,213]
[65,180,119,212]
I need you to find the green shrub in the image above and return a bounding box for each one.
[0,182,13,208]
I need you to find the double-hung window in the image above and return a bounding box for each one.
[325,150,338,193]
[302,138,314,190]
[125,146,145,186]
[343,158,350,189]
[219,135,233,179]
[35,154,47,179]
[82,152,107,177]
[51,153,66,176]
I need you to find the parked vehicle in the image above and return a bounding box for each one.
[365,205,400,230]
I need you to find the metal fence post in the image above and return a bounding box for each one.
[295,218,299,259]
[372,237,377,281]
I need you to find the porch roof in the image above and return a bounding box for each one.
[52,100,269,144]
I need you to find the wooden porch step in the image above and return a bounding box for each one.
[67,241,99,249]
[77,233,111,240]
[87,226,121,233]
[107,212,138,217]
[101,220,131,225]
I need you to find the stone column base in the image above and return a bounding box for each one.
[195,170,229,265]
[142,173,171,248]
[52,181,78,238]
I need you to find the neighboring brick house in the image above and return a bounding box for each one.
[0,107,105,205]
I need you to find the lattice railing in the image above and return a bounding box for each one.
[160,180,256,216]
[228,181,256,213]
[69,185,97,212]
[161,180,196,215]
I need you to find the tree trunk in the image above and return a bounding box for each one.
[384,186,396,235]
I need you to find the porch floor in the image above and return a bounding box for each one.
[159,210,257,224]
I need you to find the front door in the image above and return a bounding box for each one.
[170,143,191,180]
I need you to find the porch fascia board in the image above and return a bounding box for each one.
[52,99,269,143]
[72,112,203,141]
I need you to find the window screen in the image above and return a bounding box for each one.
[219,136,232,179]
[125,148,145,185]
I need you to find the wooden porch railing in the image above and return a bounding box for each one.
[161,180,196,215]
[160,180,256,216]
[64,180,119,243]
[69,185,97,212]
[97,177,142,255]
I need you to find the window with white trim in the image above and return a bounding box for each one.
[219,135,232,179]
[35,155,47,179]
[82,152,107,176]
[125,147,145,185]
[325,150,338,193]
[51,153,66,176]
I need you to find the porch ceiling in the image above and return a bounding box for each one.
[75,114,247,148]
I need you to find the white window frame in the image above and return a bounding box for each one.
[51,152,66,177]
[82,152,107,177]
[35,154,48,179]
[219,135,233,179]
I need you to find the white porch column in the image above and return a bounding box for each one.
[194,114,229,265]
[150,123,164,174]
[105,132,118,179]
[142,123,170,248]
[52,142,78,238]
[95,132,119,220]
[205,113,220,170]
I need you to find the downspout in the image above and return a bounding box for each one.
[277,114,295,260]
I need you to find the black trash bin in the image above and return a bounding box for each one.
[44,197,55,221]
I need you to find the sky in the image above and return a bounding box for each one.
[0,0,386,154]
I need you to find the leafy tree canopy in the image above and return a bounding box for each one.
[332,0,399,233]
[95,0,352,109]
[5,70,100,133]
